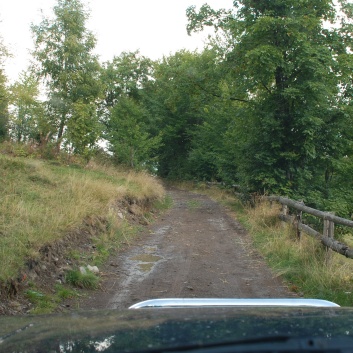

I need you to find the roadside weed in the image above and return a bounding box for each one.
[55,284,78,300]
[25,290,57,314]
[65,269,99,289]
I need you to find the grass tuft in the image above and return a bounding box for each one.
[25,290,57,314]
[65,269,99,289]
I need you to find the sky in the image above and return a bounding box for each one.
[0,0,231,83]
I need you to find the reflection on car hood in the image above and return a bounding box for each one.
[1,306,353,352]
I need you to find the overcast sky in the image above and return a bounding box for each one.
[0,0,231,83]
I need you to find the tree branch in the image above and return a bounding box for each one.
[260,81,272,94]
[194,81,249,103]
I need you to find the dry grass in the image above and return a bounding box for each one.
[85,160,165,201]
[0,154,165,282]
[242,200,353,306]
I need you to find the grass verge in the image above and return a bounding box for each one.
[231,198,353,306]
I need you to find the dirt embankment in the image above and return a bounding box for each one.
[0,197,155,316]
[79,188,294,310]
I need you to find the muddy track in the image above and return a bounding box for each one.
[81,188,293,310]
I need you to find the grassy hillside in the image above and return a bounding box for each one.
[0,153,165,284]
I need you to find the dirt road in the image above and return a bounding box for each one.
[81,188,293,310]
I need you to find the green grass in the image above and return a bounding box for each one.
[25,290,57,314]
[65,269,99,289]
[55,284,78,300]
[25,285,78,314]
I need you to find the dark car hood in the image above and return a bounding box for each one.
[1,306,353,352]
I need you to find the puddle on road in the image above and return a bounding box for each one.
[130,253,162,272]
[138,263,154,272]
[109,225,168,308]
[131,254,162,263]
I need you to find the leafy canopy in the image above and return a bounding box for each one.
[187,0,353,196]
[31,0,102,154]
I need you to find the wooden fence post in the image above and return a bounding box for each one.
[281,204,288,229]
[294,201,304,241]
[296,210,303,241]
[324,212,335,265]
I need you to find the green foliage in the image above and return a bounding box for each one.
[0,72,8,142]
[66,269,99,289]
[186,0,353,201]
[106,96,161,170]
[66,100,102,158]
[101,51,153,108]
[100,51,160,170]
[31,0,102,153]
[9,71,46,144]
[2,0,353,220]
[0,39,9,141]
[310,157,353,220]
[187,98,238,183]
[145,49,230,179]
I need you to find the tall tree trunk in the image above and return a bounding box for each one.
[56,113,66,153]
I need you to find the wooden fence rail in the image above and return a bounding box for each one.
[266,196,353,260]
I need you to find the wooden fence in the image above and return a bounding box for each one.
[267,196,353,260]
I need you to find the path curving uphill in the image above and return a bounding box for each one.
[81,187,293,310]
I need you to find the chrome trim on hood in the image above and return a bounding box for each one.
[129,298,340,309]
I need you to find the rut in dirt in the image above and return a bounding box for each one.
[82,188,294,310]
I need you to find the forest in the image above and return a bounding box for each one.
[1,0,353,217]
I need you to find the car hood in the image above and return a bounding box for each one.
[1,306,353,352]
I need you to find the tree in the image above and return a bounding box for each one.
[101,51,153,109]
[66,100,101,157]
[187,95,239,182]
[144,50,224,179]
[187,0,353,196]
[100,51,158,169]
[106,96,161,169]
[0,36,9,141]
[9,71,45,143]
[31,0,102,153]
[0,70,8,142]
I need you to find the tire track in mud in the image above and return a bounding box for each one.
[81,188,294,310]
